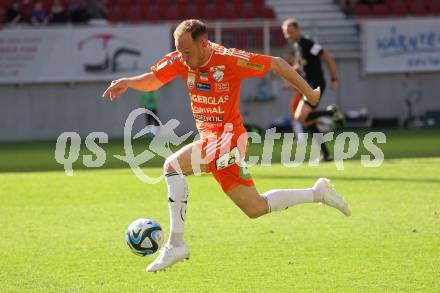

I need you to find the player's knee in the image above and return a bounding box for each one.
[245,210,263,219]
[295,113,308,123]
[247,212,261,219]
[163,157,177,173]
[243,206,266,219]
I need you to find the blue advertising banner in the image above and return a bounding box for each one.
[362,18,440,74]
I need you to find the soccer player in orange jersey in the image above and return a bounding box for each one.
[103,19,351,272]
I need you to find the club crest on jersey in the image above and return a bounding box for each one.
[187,73,195,89]
[210,65,225,82]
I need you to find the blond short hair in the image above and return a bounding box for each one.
[282,18,299,29]
[173,19,208,40]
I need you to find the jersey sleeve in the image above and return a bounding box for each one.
[150,52,181,85]
[232,49,272,80]
[307,39,324,57]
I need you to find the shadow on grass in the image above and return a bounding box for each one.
[0,128,439,174]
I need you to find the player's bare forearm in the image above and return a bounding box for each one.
[102,72,163,101]
[270,56,320,105]
[321,52,337,81]
[126,72,163,92]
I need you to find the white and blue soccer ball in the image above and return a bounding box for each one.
[125,218,164,256]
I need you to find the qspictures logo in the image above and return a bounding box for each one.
[55,109,386,184]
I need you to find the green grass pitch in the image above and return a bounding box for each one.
[0,129,439,292]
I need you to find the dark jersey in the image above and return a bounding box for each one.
[292,35,326,90]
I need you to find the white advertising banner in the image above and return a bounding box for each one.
[0,24,171,83]
[362,18,440,74]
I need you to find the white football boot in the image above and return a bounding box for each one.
[146,245,189,272]
[314,178,351,216]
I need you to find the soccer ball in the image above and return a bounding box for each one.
[125,218,165,256]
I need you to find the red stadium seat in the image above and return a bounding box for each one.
[134,0,149,6]
[386,0,408,16]
[106,2,117,11]
[426,0,440,14]
[0,7,6,24]
[183,0,203,19]
[408,1,427,15]
[61,0,71,7]
[142,2,162,21]
[20,0,34,22]
[141,0,167,22]
[41,0,53,10]
[261,6,275,19]
[240,0,258,19]
[253,0,264,11]
[233,0,245,11]
[124,4,143,22]
[200,0,222,20]
[103,0,275,21]
[134,0,148,17]
[107,8,123,22]
[222,0,238,19]
[0,0,12,8]
[163,0,185,20]
[184,7,199,19]
[252,0,265,17]
[160,0,188,20]
[118,0,132,6]
[156,0,169,7]
[269,27,285,47]
[119,3,130,19]
[372,4,389,16]
[353,3,370,16]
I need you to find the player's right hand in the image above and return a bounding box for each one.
[102,78,130,101]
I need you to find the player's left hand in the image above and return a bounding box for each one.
[330,79,338,91]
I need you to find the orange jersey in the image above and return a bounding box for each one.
[151,42,272,138]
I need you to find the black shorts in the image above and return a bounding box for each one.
[304,82,326,109]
